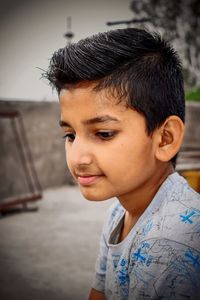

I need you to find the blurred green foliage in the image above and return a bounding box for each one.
[186,87,200,101]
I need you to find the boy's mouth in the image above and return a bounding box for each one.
[76,174,103,186]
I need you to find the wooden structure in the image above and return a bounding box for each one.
[0,111,42,212]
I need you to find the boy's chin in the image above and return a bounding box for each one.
[85,195,110,202]
[81,190,111,202]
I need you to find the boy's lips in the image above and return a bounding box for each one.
[76,174,103,186]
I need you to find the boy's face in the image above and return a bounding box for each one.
[59,82,158,201]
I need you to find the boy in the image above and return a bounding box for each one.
[45,28,200,299]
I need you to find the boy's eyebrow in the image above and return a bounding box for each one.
[83,115,120,125]
[59,120,71,127]
[59,115,120,127]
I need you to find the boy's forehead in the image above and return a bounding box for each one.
[59,85,140,128]
[59,83,127,112]
[59,85,148,132]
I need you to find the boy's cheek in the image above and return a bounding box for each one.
[66,154,72,172]
[65,149,72,172]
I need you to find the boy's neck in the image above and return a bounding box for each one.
[117,163,174,242]
[118,163,174,219]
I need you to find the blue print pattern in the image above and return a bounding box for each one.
[92,173,200,299]
[184,248,200,271]
[112,253,120,269]
[117,258,129,298]
[133,242,153,267]
[130,239,200,298]
[180,208,200,224]
[141,219,153,237]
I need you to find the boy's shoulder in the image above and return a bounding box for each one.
[126,175,200,298]
[158,172,200,229]
[157,173,200,245]
[133,172,200,251]
[103,172,200,247]
[151,172,200,220]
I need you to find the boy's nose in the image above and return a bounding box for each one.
[67,138,93,167]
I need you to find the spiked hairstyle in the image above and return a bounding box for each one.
[45,28,185,166]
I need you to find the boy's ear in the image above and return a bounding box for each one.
[155,116,185,162]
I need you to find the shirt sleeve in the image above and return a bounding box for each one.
[91,226,109,292]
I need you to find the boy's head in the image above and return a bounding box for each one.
[45,28,185,201]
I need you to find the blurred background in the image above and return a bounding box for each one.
[0,0,199,299]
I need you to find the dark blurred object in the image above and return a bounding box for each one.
[64,16,74,45]
[106,17,151,27]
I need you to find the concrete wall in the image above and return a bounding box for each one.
[0,100,199,201]
[0,100,73,201]
[177,101,200,167]
[182,102,200,149]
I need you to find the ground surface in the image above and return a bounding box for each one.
[0,186,113,300]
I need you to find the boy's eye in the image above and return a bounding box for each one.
[63,133,76,142]
[96,131,116,140]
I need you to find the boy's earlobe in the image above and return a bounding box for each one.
[155,116,185,162]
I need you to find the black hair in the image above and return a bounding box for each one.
[45,28,185,167]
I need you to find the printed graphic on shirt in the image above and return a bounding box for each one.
[128,238,200,298]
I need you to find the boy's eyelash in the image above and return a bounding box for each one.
[62,133,75,141]
[96,131,116,140]
[62,131,116,142]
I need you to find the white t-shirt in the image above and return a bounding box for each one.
[92,172,200,299]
